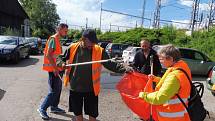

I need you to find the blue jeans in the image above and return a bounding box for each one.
[40,71,64,111]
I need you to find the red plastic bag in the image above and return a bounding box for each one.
[116,72,158,121]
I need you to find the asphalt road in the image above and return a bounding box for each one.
[0,54,214,121]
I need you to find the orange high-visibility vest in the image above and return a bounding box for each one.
[43,34,62,72]
[64,42,103,96]
[155,61,191,121]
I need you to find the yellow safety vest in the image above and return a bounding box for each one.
[156,60,191,121]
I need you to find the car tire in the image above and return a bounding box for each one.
[13,53,20,64]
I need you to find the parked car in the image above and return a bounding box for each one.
[105,43,132,58]
[62,39,73,46]
[153,45,215,77]
[0,36,30,63]
[122,44,132,51]
[122,46,142,63]
[41,39,47,48]
[26,37,43,54]
[98,42,109,49]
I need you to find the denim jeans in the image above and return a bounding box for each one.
[40,71,64,111]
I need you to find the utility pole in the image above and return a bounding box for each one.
[190,0,200,36]
[207,0,215,31]
[141,0,146,27]
[136,21,138,28]
[86,17,88,29]
[109,23,111,32]
[153,0,161,28]
[99,3,102,30]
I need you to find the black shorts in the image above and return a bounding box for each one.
[69,91,98,118]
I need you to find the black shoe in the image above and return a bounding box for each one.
[50,107,65,113]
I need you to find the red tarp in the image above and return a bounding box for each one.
[116,72,158,121]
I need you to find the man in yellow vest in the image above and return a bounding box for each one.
[57,29,131,121]
[139,44,191,121]
[37,23,68,120]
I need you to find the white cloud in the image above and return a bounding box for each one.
[161,0,169,5]
[179,0,193,7]
[199,3,210,11]
[179,0,210,11]
[52,0,136,31]
[171,19,190,29]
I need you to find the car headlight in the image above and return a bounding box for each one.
[3,49,13,54]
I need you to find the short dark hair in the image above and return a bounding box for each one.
[82,29,98,43]
[57,23,68,30]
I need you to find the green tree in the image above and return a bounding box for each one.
[3,27,20,36]
[19,0,60,38]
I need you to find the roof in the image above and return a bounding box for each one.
[0,0,29,19]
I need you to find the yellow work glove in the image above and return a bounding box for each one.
[139,92,146,99]
[212,84,215,90]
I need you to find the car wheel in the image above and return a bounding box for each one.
[13,53,20,64]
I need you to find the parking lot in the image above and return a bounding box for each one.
[0,54,214,121]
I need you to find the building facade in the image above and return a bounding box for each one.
[0,0,30,36]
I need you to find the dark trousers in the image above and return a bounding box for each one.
[40,71,64,111]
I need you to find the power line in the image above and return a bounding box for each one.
[102,8,151,20]
[102,8,190,24]
[100,7,191,31]
[110,24,133,28]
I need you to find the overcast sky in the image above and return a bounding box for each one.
[52,0,211,31]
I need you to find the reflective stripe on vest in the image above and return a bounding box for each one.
[156,61,191,121]
[43,64,54,67]
[165,98,188,105]
[43,34,62,72]
[159,110,187,118]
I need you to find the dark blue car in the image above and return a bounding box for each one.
[0,36,30,63]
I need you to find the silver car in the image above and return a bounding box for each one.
[153,45,215,77]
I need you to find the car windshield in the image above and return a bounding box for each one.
[26,38,37,43]
[0,38,17,45]
[125,47,133,51]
